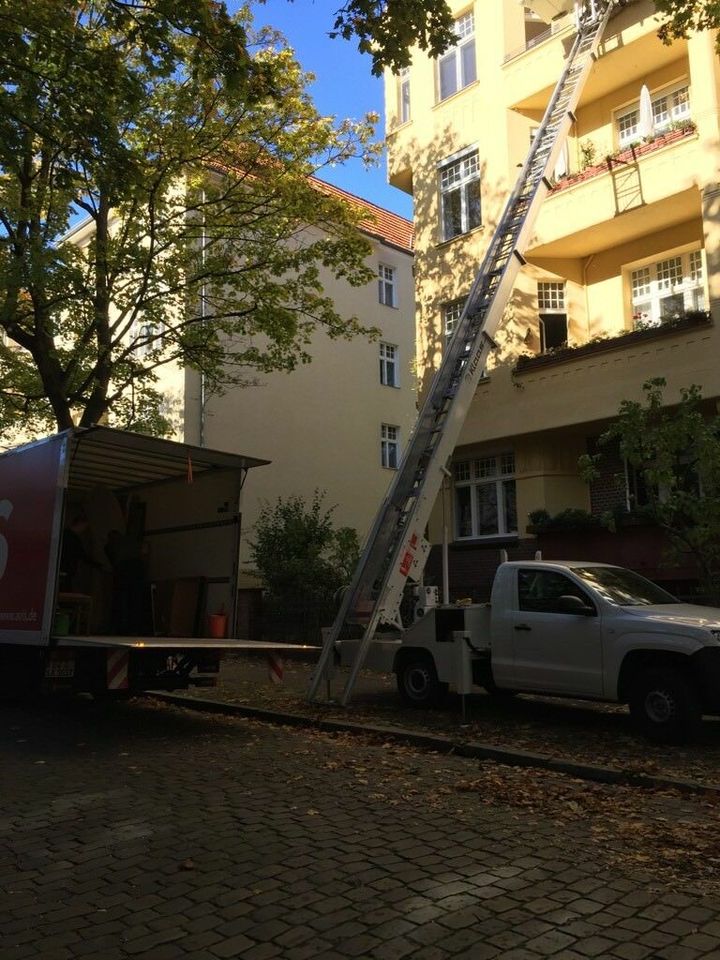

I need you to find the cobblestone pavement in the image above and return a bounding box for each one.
[3,697,720,960]
[178,655,720,789]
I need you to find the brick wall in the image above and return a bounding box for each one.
[425,538,539,602]
[586,437,626,516]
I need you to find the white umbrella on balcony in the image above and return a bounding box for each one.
[638,84,655,138]
[554,139,570,179]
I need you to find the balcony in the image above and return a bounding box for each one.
[503,12,574,66]
[528,123,700,259]
[550,122,696,195]
[457,311,718,446]
[514,311,711,374]
[386,130,413,195]
[503,1,687,116]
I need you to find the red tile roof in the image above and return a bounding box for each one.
[309,176,414,254]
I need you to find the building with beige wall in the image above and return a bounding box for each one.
[384,0,720,597]
[182,181,416,624]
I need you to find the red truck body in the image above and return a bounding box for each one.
[0,426,275,694]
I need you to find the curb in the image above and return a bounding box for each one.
[148,692,720,799]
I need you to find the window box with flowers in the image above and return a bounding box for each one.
[550,119,697,194]
[514,310,711,374]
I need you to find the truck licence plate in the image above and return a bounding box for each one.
[44,657,75,678]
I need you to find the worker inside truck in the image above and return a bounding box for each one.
[59,511,99,592]
[58,485,150,636]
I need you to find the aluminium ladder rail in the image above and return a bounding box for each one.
[308,2,618,706]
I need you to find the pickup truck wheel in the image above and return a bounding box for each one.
[629,668,701,744]
[396,655,445,708]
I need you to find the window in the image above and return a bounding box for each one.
[518,570,595,614]
[132,321,163,358]
[625,460,652,509]
[379,343,399,387]
[652,84,690,128]
[625,452,701,510]
[573,566,678,606]
[454,453,517,539]
[617,108,640,147]
[378,264,397,307]
[398,67,411,124]
[381,424,400,469]
[630,249,705,326]
[616,82,691,148]
[443,298,466,341]
[440,151,481,241]
[438,12,476,101]
[537,281,568,352]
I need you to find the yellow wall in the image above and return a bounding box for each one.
[385,0,720,547]
[182,234,417,587]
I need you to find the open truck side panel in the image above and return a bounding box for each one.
[0,426,274,695]
[0,433,67,645]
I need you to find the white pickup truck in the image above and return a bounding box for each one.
[338,561,720,743]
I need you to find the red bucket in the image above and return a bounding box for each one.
[208,614,227,639]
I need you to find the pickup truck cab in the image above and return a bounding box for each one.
[339,561,720,742]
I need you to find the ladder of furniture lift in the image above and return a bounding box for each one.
[307,2,618,705]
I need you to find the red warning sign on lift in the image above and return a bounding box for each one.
[399,532,419,578]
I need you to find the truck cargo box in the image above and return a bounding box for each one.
[0,426,280,694]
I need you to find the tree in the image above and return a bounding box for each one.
[247,491,360,642]
[580,378,720,602]
[655,0,720,50]
[327,0,456,74]
[0,1,383,437]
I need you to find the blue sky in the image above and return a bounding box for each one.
[247,0,413,220]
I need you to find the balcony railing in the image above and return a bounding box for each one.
[503,15,573,64]
[549,121,697,193]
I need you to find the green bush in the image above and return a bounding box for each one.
[247,491,360,643]
[528,507,600,532]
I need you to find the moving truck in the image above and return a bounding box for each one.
[0,426,285,695]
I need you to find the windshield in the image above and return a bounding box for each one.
[573,566,679,606]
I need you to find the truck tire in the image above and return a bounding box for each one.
[629,667,701,744]
[396,653,445,708]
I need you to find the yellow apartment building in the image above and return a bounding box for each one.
[182,183,417,632]
[385,0,720,597]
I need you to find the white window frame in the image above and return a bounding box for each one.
[398,67,411,124]
[438,12,476,102]
[537,281,568,353]
[442,297,466,341]
[378,263,397,308]
[379,342,399,387]
[132,320,163,358]
[615,80,691,149]
[454,453,518,540]
[629,248,706,327]
[381,424,400,469]
[439,150,481,241]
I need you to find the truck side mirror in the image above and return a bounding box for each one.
[558,594,595,616]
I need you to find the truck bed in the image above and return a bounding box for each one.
[53,635,318,650]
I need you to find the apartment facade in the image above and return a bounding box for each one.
[385,0,720,597]
[182,182,416,625]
